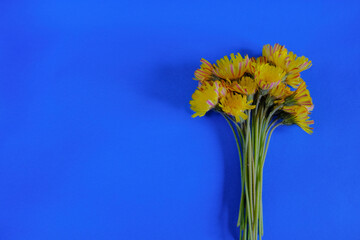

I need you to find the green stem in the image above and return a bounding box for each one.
[244,110,254,239]
[221,113,242,166]
[221,113,248,239]
[262,122,282,167]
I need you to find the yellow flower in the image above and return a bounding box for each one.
[213,53,250,80]
[262,44,312,88]
[194,58,214,81]
[219,93,255,122]
[230,76,257,95]
[255,64,285,90]
[190,81,225,118]
[269,83,292,104]
[285,81,314,111]
[282,105,314,134]
[262,43,285,59]
[285,73,304,88]
[249,56,267,75]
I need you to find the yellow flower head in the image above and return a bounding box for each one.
[269,83,293,104]
[255,64,285,90]
[262,44,312,88]
[190,81,225,118]
[219,93,255,122]
[282,105,314,134]
[262,43,286,62]
[194,58,214,81]
[285,81,314,111]
[230,76,258,95]
[213,53,250,80]
[285,73,304,88]
[249,56,268,75]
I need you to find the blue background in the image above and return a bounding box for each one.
[0,0,359,239]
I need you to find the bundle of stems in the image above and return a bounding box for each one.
[218,93,282,240]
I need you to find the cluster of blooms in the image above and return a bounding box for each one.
[190,43,314,134]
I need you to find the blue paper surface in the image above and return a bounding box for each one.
[0,0,359,239]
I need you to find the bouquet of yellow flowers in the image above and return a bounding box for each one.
[190,44,313,240]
